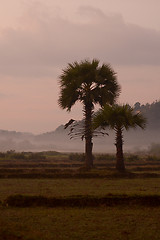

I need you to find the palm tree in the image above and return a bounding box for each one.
[58,59,120,169]
[93,104,146,171]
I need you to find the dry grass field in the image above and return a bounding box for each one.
[1,152,160,240]
[1,206,160,240]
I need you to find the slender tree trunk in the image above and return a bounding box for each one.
[115,128,125,172]
[84,103,93,169]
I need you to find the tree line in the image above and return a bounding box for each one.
[134,101,160,129]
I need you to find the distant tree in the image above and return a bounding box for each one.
[134,102,141,111]
[58,59,120,169]
[93,104,146,171]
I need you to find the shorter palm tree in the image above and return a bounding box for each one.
[93,104,146,171]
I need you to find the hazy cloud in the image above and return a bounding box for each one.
[0,5,159,79]
[0,1,159,133]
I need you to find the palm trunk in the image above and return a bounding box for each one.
[84,103,93,169]
[115,128,125,172]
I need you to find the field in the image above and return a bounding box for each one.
[1,206,160,240]
[1,152,160,240]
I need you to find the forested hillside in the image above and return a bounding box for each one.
[134,100,160,129]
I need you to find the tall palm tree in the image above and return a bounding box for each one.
[58,59,120,169]
[93,104,146,171]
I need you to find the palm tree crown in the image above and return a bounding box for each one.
[58,59,120,111]
[94,104,146,131]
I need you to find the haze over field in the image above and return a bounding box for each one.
[0,100,159,153]
[0,0,159,134]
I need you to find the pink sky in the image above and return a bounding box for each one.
[0,0,160,133]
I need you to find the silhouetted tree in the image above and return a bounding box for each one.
[58,59,120,168]
[93,104,146,171]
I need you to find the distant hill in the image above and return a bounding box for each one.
[0,127,83,152]
[0,100,159,152]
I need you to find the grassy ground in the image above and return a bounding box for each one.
[1,153,160,239]
[1,178,160,201]
[1,178,160,239]
[1,206,160,240]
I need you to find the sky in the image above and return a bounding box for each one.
[0,0,160,133]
